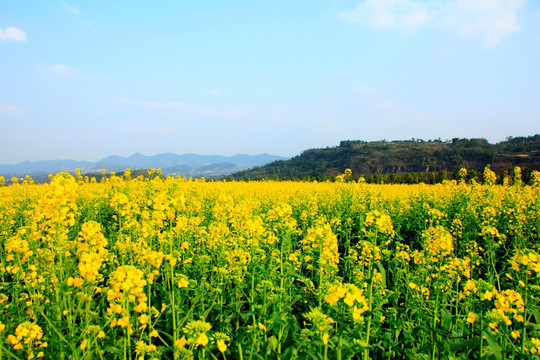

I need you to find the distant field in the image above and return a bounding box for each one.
[0,173,539,359]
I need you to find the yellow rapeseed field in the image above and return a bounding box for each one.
[0,170,539,359]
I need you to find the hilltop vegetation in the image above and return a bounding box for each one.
[229,135,540,182]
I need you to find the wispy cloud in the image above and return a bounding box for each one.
[41,64,77,75]
[207,88,221,96]
[363,96,401,112]
[0,26,27,42]
[31,63,91,80]
[341,0,430,30]
[342,0,527,47]
[443,0,525,48]
[350,83,376,94]
[0,104,23,115]
[116,98,250,119]
[62,1,80,13]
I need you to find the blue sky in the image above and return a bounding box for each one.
[1,0,539,163]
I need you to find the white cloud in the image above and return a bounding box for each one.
[0,26,27,42]
[0,104,23,115]
[342,0,527,47]
[341,0,430,30]
[62,2,80,13]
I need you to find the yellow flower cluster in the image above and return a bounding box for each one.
[421,226,454,263]
[511,249,540,276]
[182,320,212,348]
[110,193,133,219]
[466,312,476,324]
[325,283,369,321]
[301,222,339,275]
[107,265,148,330]
[266,202,297,233]
[139,249,165,269]
[450,218,463,239]
[33,173,78,243]
[530,338,540,354]
[5,235,33,268]
[363,210,395,237]
[395,243,411,263]
[462,279,478,296]
[483,165,497,185]
[5,236,30,256]
[135,340,158,360]
[426,207,446,227]
[408,282,431,299]
[7,322,47,357]
[225,248,252,277]
[493,289,525,327]
[354,240,381,267]
[304,307,335,343]
[531,170,540,187]
[212,332,230,353]
[76,221,109,282]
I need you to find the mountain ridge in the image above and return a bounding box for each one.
[0,152,288,178]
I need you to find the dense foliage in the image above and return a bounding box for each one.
[0,171,539,359]
[230,135,540,180]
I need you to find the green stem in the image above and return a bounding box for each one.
[39,310,70,345]
[238,343,244,360]
[479,302,484,358]
[279,233,285,314]
[363,260,375,360]
[249,333,256,360]
[431,275,441,360]
[0,342,23,360]
[251,265,257,325]
[521,274,528,354]
[169,266,178,360]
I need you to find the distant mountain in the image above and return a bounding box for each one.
[229,135,540,180]
[0,159,96,176]
[0,153,288,179]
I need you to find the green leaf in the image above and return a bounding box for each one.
[530,306,540,324]
[484,332,502,360]
[156,345,169,353]
[266,336,278,355]
[158,332,174,344]
[449,336,480,353]
[403,348,418,360]
[240,311,255,321]
[376,262,387,288]
[104,345,121,354]
[440,308,453,331]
